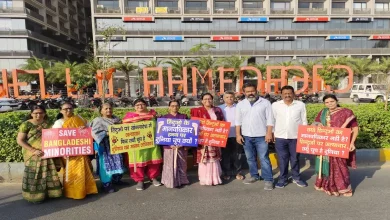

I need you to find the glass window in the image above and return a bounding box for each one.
[332,2,345,8]
[375,3,389,10]
[157,1,178,8]
[352,85,358,90]
[97,0,119,8]
[298,2,310,8]
[271,2,290,9]
[215,1,235,9]
[358,85,364,91]
[312,2,323,8]
[185,1,207,8]
[127,0,148,7]
[243,1,262,8]
[353,2,366,9]
[0,0,12,8]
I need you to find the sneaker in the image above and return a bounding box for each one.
[152,179,162,186]
[293,179,308,187]
[136,181,144,191]
[264,181,274,191]
[275,181,287,189]
[243,177,259,184]
[103,186,115,193]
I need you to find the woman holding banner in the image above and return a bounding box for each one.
[90,102,127,193]
[53,102,98,199]
[160,100,190,188]
[312,94,358,197]
[123,99,163,191]
[16,105,62,203]
[190,93,225,186]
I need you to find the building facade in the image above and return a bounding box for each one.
[0,0,92,69]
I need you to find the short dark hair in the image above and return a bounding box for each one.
[242,83,257,91]
[323,94,338,103]
[133,98,147,106]
[201,93,213,100]
[281,85,295,93]
[28,105,48,120]
[223,91,235,97]
[168,100,180,107]
[56,102,74,120]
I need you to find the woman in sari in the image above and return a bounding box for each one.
[53,102,98,199]
[90,103,127,193]
[190,93,225,186]
[313,94,358,197]
[160,100,190,188]
[16,105,62,203]
[123,99,163,191]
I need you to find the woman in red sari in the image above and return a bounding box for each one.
[313,94,358,197]
[190,93,225,186]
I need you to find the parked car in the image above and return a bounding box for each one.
[0,98,21,112]
[350,84,390,103]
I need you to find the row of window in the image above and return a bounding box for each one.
[96,18,390,31]
[97,37,388,51]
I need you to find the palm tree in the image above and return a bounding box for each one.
[115,59,138,97]
[141,59,166,80]
[192,55,219,94]
[318,56,350,89]
[20,56,52,82]
[165,57,194,75]
[220,55,248,91]
[189,43,216,55]
[49,60,79,84]
[347,58,375,83]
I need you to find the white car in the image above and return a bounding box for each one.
[0,98,21,113]
[350,84,390,103]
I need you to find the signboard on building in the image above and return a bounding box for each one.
[267,36,295,41]
[349,17,373,22]
[123,16,154,22]
[154,36,184,41]
[155,7,168,14]
[369,35,390,40]
[294,17,330,22]
[136,7,149,14]
[327,35,352,40]
[182,17,212,22]
[238,17,268,23]
[211,36,241,41]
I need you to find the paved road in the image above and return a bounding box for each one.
[1,166,389,220]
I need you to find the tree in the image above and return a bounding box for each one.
[165,57,194,75]
[220,55,248,91]
[347,57,375,82]
[141,59,166,80]
[114,59,138,97]
[373,57,390,110]
[189,43,216,55]
[318,56,350,89]
[49,60,79,84]
[20,56,52,82]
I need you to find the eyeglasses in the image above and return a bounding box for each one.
[61,108,73,111]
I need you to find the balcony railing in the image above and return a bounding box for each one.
[60,26,69,33]
[353,8,371,14]
[25,8,45,21]
[96,48,390,57]
[331,8,349,14]
[32,0,43,4]
[375,8,390,14]
[0,50,33,57]
[154,7,181,14]
[70,17,78,25]
[0,7,25,13]
[68,4,77,12]
[298,8,327,14]
[58,0,67,6]
[184,8,210,14]
[0,30,29,35]
[270,8,294,14]
[214,8,238,14]
[46,4,57,12]
[242,8,266,15]
[70,32,78,39]
[95,7,122,14]
[124,7,151,14]
[59,9,67,18]
[47,19,57,28]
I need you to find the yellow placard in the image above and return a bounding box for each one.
[155,7,168,14]
[136,7,149,14]
[108,120,155,154]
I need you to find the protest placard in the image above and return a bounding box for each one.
[108,120,155,154]
[41,128,94,158]
[155,118,200,147]
[296,125,352,159]
[191,117,230,148]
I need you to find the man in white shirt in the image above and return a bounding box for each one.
[236,83,274,191]
[219,91,244,181]
[272,85,308,188]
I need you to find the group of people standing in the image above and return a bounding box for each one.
[16,83,359,204]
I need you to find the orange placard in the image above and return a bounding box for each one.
[191,117,230,148]
[296,125,351,159]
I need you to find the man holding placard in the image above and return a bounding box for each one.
[272,86,308,188]
[236,83,274,190]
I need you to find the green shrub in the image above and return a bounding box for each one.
[0,103,388,162]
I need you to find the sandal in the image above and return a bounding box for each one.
[236,174,245,180]
[325,191,332,196]
[342,190,353,197]
[332,192,340,197]
[314,186,324,191]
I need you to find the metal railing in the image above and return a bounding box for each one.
[353,8,371,14]
[58,0,67,6]
[298,8,327,14]
[59,9,67,18]
[214,8,238,14]
[68,4,77,12]
[47,19,57,28]
[184,8,210,14]
[96,48,390,57]
[95,7,122,14]
[25,8,45,21]
[32,0,43,4]
[270,8,294,14]
[46,3,57,12]
[69,17,78,25]
[242,8,266,15]
[0,7,25,13]
[124,7,150,14]
[331,8,349,14]
[375,8,390,14]
[0,50,33,57]
[0,30,29,35]
[60,26,69,33]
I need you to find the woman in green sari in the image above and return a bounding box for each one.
[16,105,62,203]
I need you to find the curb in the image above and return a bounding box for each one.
[1,149,389,183]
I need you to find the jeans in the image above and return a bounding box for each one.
[221,137,243,176]
[243,136,273,181]
[275,138,300,183]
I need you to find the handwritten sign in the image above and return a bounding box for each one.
[41,128,93,158]
[155,118,200,147]
[108,120,155,154]
[296,125,352,159]
[191,117,230,148]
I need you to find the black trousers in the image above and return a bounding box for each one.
[221,137,243,176]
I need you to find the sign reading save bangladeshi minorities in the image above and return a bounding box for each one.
[296,125,352,159]
[108,120,155,154]
[191,117,230,148]
[41,128,94,158]
[155,118,200,147]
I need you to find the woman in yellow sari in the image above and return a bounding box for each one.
[53,102,98,199]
